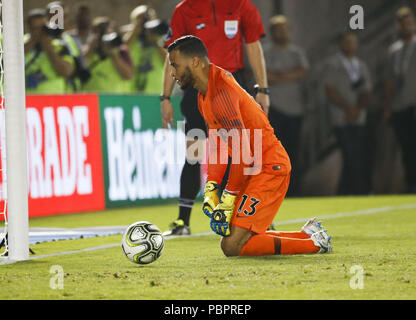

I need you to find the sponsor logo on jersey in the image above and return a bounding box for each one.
[224,20,238,39]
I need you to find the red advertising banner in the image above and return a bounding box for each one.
[0,94,105,218]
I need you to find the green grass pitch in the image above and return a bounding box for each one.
[1,195,415,300]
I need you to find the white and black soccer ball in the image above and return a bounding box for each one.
[121,221,164,265]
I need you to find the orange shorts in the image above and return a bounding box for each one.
[230,164,290,234]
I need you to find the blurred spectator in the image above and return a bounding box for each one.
[46,0,75,31]
[46,1,88,92]
[264,15,309,196]
[324,32,372,195]
[24,9,75,94]
[82,16,133,93]
[383,7,416,193]
[67,4,93,51]
[122,5,167,94]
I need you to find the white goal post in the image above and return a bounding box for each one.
[1,0,29,261]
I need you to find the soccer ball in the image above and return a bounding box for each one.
[121,221,164,264]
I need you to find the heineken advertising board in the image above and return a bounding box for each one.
[99,95,185,208]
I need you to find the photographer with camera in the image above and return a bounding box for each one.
[123,5,168,94]
[324,32,373,195]
[45,1,90,92]
[82,16,133,93]
[24,9,75,94]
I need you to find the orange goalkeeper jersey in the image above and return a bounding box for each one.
[198,64,291,194]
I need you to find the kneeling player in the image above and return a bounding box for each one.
[167,35,332,256]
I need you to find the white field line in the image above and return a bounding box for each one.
[271,202,416,227]
[1,202,415,265]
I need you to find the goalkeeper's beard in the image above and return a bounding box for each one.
[178,66,196,90]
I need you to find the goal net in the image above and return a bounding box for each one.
[0,0,6,255]
[0,0,29,262]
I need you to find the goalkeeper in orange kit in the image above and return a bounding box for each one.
[167,35,332,257]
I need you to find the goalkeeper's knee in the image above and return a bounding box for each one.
[220,237,241,257]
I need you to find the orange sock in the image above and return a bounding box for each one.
[266,230,310,239]
[239,233,319,256]
[239,233,277,256]
[278,236,320,255]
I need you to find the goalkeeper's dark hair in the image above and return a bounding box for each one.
[167,35,208,58]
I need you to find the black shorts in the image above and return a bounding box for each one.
[180,69,247,135]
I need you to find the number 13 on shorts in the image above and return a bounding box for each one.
[236,194,260,217]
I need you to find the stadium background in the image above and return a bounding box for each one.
[16,0,416,219]
[0,0,415,303]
